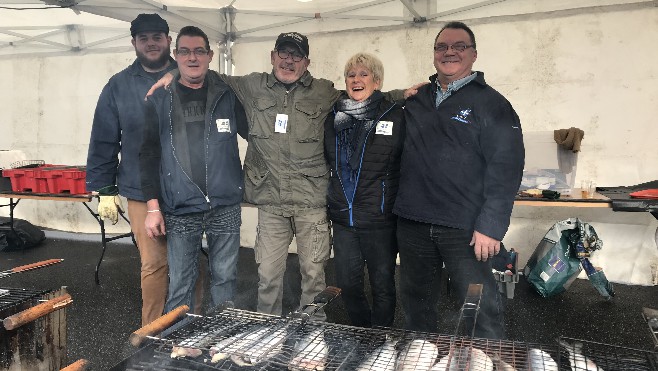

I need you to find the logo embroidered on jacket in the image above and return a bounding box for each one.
[451,109,472,124]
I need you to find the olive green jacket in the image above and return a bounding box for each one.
[221,70,404,217]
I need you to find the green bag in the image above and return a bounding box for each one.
[524,218,584,297]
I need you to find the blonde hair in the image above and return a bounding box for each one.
[343,52,384,88]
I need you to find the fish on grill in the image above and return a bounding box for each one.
[288,328,328,370]
[209,324,285,365]
[395,339,439,371]
[170,331,208,359]
[559,339,604,371]
[431,346,493,371]
[355,335,398,371]
[527,348,559,370]
[230,324,288,366]
[490,352,517,371]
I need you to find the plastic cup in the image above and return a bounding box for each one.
[581,180,595,199]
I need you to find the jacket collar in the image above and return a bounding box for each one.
[266,69,314,88]
[428,70,485,97]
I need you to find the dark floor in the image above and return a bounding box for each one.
[1,236,657,370]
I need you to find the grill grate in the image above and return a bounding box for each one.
[0,287,49,312]
[116,308,658,370]
[558,337,658,371]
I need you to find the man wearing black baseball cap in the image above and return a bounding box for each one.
[86,13,204,326]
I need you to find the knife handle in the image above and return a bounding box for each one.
[129,305,189,347]
[3,293,72,330]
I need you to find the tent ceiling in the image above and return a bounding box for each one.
[0,0,650,58]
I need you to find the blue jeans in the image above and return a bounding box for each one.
[164,204,241,313]
[397,217,504,339]
[332,223,397,327]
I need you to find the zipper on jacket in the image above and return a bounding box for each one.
[170,87,226,209]
[335,102,397,227]
[203,91,227,207]
[335,134,355,227]
[381,180,385,214]
[283,85,296,108]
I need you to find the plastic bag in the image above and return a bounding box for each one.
[524,218,584,297]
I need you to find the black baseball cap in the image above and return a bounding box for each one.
[130,13,169,37]
[274,32,309,57]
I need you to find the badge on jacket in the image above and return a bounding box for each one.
[275,114,288,133]
[216,119,231,133]
[375,121,393,135]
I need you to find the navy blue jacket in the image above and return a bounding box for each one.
[86,58,177,200]
[140,72,247,216]
[325,96,405,228]
[394,72,525,241]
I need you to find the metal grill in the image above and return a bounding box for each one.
[115,307,658,370]
[0,287,48,313]
[1,287,68,370]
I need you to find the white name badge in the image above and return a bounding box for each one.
[375,121,393,135]
[275,114,288,133]
[216,119,231,133]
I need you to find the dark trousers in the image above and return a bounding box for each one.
[332,223,398,328]
[396,217,504,339]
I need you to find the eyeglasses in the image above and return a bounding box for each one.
[433,43,474,53]
[276,49,305,62]
[176,48,209,57]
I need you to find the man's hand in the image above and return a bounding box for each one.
[97,195,124,225]
[145,72,175,99]
[470,230,500,262]
[145,211,166,239]
[403,82,429,99]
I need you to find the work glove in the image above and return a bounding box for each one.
[96,185,123,225]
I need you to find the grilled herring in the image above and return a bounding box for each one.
[355,336,398,371]
[229,324,287,366]
[490,352,517,371]
[170,332,208,359]
[527,348,559,370]
[395,339,439,371]
[431,346,493,371]
[559,340,604,371]
[209,329,254,363]
[288,328,328,370]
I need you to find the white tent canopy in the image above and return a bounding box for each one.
[0,0,650,63]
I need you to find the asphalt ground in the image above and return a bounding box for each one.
[1,235,657,370]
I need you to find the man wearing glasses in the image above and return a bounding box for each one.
[140,26,248,313]
[394,21,525,338]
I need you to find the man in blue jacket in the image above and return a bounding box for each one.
[394,21,525,339]
[86,14,205,325]
[140,26,248,313]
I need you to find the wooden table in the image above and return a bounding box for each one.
[514,188,612,208]
[0,192,134,284]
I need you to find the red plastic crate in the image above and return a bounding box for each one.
[42,169,87,194]
[2,165,87,194]
[2,167,49,193]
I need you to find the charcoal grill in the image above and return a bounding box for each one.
[111,287,658,371]
[1,286,70,370]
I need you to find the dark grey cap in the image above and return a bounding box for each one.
[130,13,169,37]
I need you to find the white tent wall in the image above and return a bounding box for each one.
[1,3,657,283]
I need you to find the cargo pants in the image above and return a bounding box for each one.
[254,208,331,319]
